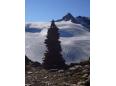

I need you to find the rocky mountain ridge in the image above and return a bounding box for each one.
[56,13,90,31]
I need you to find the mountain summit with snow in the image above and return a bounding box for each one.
[25,13,90,64]
[56,13,90,31]
[56,13,79,24]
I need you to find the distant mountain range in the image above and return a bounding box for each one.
[56,13,90,31]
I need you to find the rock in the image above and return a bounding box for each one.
[69,65,82,71]
[43,81,52,86]
[77,81,85,85]
[58,70,64,73]
[82,69,88,73]
[27,71,33,74]
[44,76,48,79]
[84,65,89,69]
[74,65,81,69]
[82,74,88,78]
[27,76,31,78]
[63,82,78,86]
[48,69,58,72]
[69,67,77,71]
[25,84,31,86]
[84,65,89,68]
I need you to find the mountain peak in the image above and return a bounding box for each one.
[65,13,73,17]
[56,13,91,26]
[62,13,75,21]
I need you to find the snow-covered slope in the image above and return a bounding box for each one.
[25,21,90,64]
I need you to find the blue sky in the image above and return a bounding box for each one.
[25,0,90,22]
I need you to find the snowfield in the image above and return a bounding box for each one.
[25,21,90,64]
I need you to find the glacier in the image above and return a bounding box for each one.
[25,21,90,64]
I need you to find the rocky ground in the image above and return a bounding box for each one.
[25,57,90,86]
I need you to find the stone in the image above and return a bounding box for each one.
[69,67,76,71]
[49,69,58,72]
[27,71,33,74]
[44,76,48,79]
[58,70,64,73]
[82,74,88,78]
[25,84,31,86]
